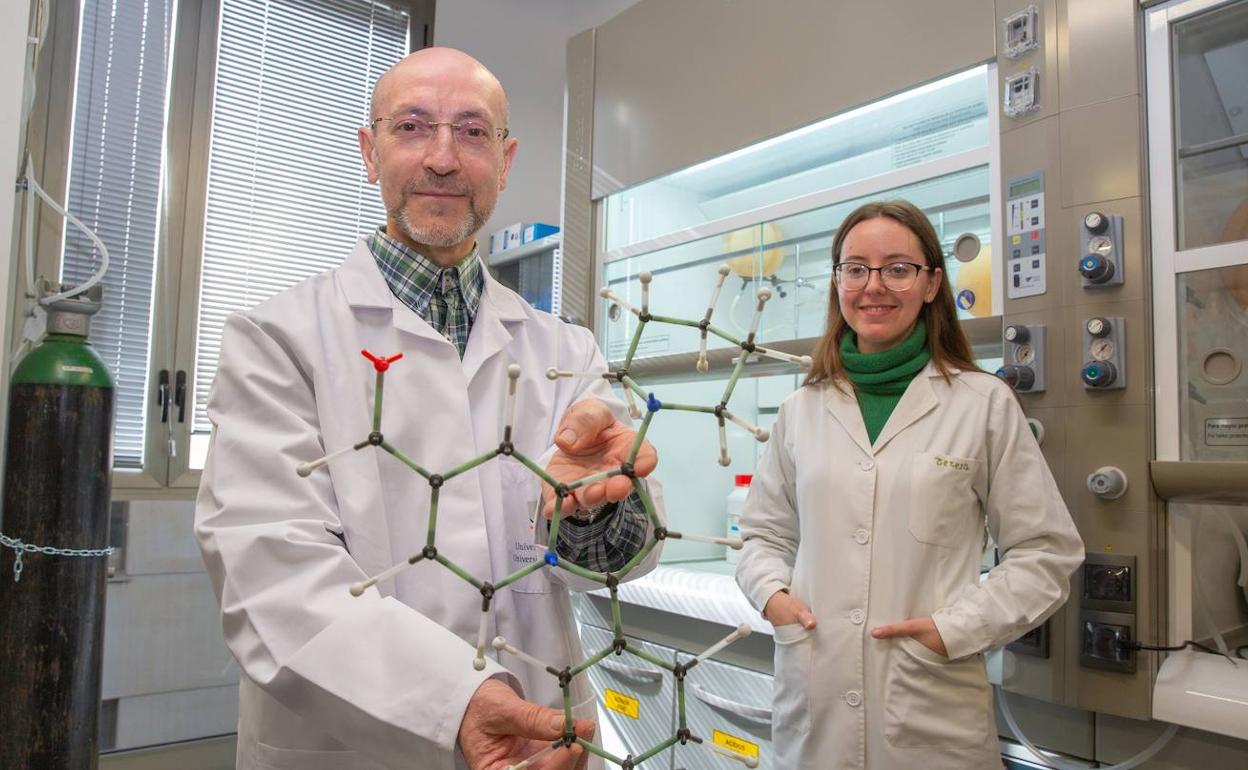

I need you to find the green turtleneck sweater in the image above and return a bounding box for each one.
[840,321,931,445]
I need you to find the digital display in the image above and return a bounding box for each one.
[1009,176,1042,198]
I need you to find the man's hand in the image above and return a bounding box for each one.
[762,590,817,630]
[871,617,949,657]
[458,679,595,770]
[542,400,657,518]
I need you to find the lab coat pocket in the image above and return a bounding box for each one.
[499,457,551,594]
[771,625,813,735]
[908,451,982,548]
[883,636,992,749]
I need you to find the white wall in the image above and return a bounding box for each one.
[433,0,639,239]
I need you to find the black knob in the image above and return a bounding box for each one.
[1082,361,1118,388]
[1079,255,1114,284]
[1004,324,1030,344]
[996,365,1036,391]
[1084,211,1109,234]
[1086,317,1111,337]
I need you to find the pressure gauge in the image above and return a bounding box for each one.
[1084,211,1109,234]
[1086,317,1111,337]
[1005,324,1030,344]
[1016,344,1037,366]
[1088,235,1114,258]
[1090,338,1115,362]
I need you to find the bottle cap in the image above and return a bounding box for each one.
[734,474,752,486]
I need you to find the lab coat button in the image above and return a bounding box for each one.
[845,690,862,707]
[859,459,874,471]
[849,609,865,625]
[853,529,870,545]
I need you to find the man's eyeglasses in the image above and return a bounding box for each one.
[833,262,931,291]
[369,114,509,149]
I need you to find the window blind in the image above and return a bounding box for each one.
[192,0,408,437]
[61,0,174,469]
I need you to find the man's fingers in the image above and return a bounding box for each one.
[555,401,614,454]
[502,701,567,742]
[630,440,657,478]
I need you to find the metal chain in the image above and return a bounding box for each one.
[0,532,113,582]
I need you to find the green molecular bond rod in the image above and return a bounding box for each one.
[298,265,802,769]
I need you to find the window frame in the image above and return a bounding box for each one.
[24,0,429,495]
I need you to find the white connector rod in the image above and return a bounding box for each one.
[599,287,641,317]
[349,556,420,597]
[473,607,491,671]
[492,636,560,673]
[296,444,357,477]
[694,623,753,665]
[723,409,770,442]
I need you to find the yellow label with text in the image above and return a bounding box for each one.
[604,689,639,720]
[712,730,759,759]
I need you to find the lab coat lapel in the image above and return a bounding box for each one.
[336,237,459,350]
[462,274,525,385]
[870,361,941,452]
[822,381,874,456]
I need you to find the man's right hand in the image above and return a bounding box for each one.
[762,590,817,630]
[458,679,596,770]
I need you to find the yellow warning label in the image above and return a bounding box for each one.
[712,729,759,759]
[604,689,639,720]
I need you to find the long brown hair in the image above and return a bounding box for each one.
[804,199,980,387]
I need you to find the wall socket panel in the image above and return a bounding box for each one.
[1081,316,1126,390]
[1079,213,1125,289]
[1002,324,1046,392]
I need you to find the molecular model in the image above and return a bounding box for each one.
[297,265,811,770]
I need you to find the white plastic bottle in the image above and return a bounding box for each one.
[725,474,752,564]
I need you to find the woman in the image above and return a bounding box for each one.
[735,200,1083,770]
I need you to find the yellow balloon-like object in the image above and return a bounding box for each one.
[953,243,993,318]
[723,222,786,278]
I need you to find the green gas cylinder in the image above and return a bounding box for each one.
[0,285,115,768]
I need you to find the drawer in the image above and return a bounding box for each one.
[580,623,677,768]
[672,655,773,770]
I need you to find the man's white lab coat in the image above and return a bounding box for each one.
[196,239,662,769]
[736,364,1083,770]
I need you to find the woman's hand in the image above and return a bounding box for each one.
[762,590,817,630]
[871,617,948,657]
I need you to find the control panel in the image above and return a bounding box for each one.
[1081,316,1126,390]
[1079,553,1137,674]
[997,323,1046,393]
[1006,172,1046,299]
[1078,212,1125,289]
[1003,5,1040,59]
[1004,67,1040,119]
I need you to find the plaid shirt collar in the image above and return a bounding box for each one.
[367,227,485,322]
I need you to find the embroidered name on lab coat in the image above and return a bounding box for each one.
[934,455,972,471]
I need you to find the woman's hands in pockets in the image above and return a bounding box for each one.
[871,617,948,657]
[763,590,817,630]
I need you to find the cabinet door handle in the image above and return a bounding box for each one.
[174,370,187,423]
[157,369,170,423]
[599,658,662,682]
[688,682,771,724]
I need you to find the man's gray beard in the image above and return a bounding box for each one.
[393,196,491,249]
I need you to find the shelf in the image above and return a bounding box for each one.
[1150,461,1248,504]
[486,233,560,267]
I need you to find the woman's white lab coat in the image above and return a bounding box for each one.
[195,240,662,770]
[735,364,1083,770]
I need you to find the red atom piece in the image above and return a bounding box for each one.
[361,349,404,372]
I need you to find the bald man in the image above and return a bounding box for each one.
[196,48,662,770]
